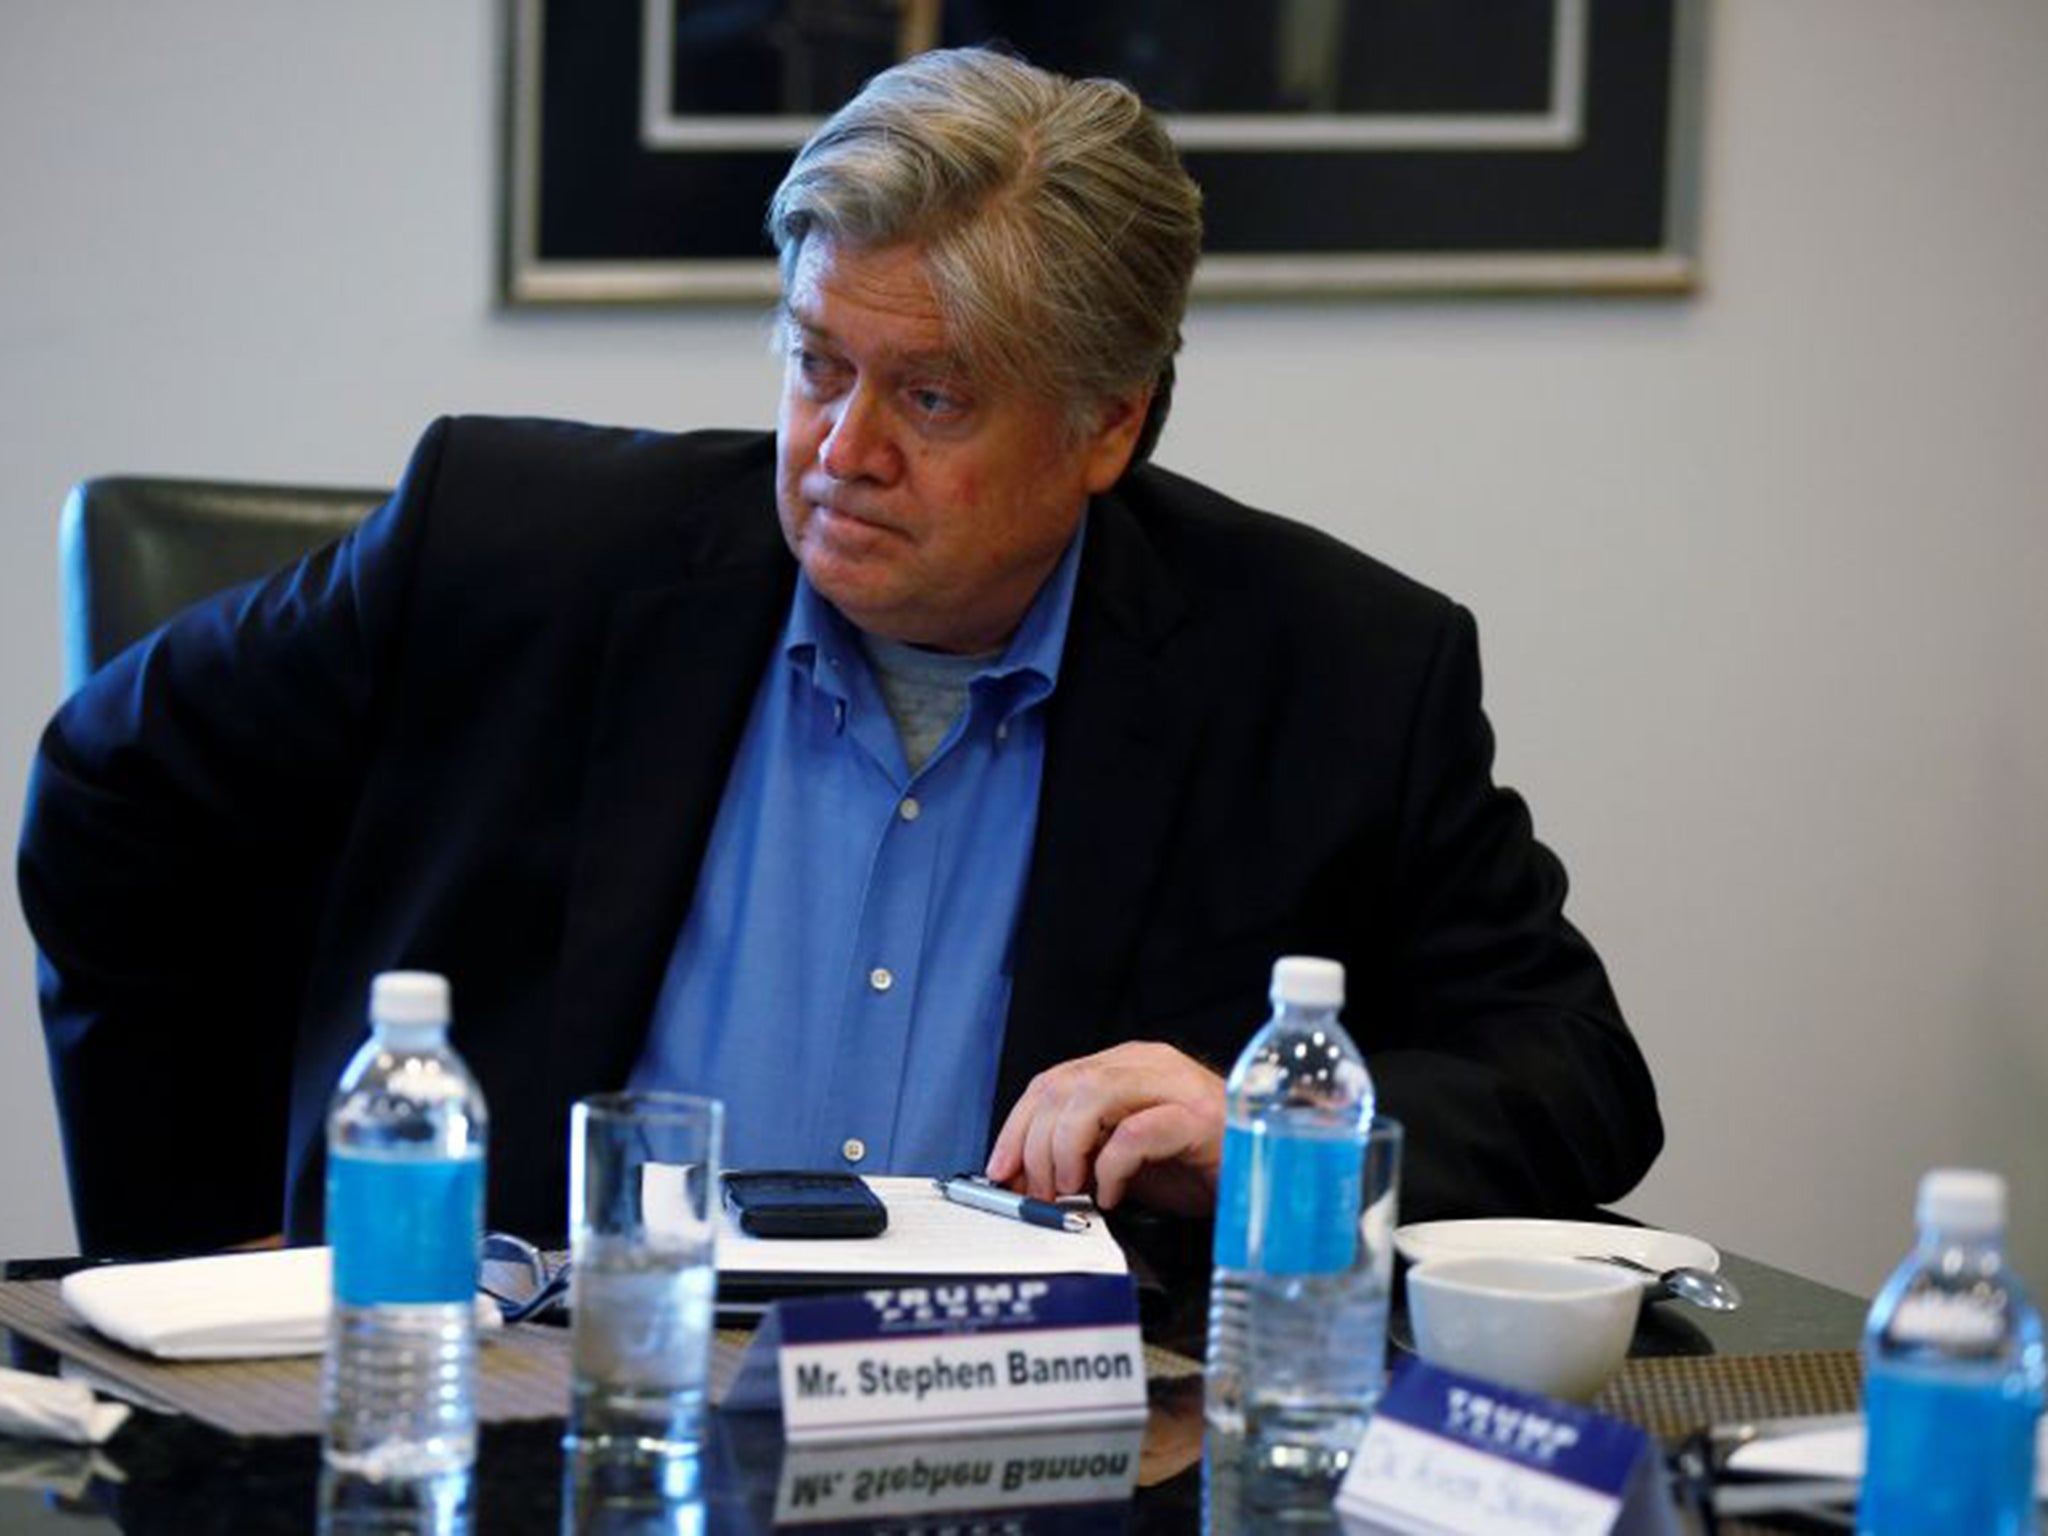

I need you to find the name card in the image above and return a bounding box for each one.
[726,1274,1147,1443]
[773,1423,1143,1524]
[1336,1360,1679,1536]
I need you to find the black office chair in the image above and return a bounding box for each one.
[59,476,389,693]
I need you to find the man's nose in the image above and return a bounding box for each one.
[819,386,899,483]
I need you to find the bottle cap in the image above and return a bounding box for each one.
[1916,1168,2004,1236]
[1270,955,1344,1008]
[370,970,451,1029]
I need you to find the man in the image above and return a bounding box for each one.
[20,49,1660,1258]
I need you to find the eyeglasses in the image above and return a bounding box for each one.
[480,1231,572,1324]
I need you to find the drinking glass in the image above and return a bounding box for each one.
[565,1091,723,1455]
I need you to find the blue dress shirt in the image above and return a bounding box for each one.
[630,522,1086,1174]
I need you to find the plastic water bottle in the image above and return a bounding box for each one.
[322,972,488,1478]
[1858,1168,2043,1535]
[1206,955,1388,1473]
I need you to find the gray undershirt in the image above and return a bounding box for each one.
[859,634,994,772]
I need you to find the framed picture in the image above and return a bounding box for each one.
[503,0,1703,303]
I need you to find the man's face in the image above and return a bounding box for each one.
[775,238,1147,653]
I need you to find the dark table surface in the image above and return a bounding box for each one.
[1,1248,1868,1534]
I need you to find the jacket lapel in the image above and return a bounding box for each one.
[998,490,1207,1111]
[541,544,795,1111]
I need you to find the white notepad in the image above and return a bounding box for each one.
[717,1176,1127,1281]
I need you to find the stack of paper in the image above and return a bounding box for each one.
[718,1177,1127,1295]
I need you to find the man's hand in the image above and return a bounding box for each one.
[984,1042,1227,1215]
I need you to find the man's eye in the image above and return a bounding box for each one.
[793,348,845,392]
[909,386,966,419]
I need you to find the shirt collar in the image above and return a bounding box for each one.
[783,513,1089,714]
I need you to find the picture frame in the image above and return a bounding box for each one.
[502,0,1704,304]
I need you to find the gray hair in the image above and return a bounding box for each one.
[766,47,1203,464]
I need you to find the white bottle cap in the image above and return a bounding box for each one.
[1917,1168,2005,1236]
[1270,956,1344,1008]
[370,970,452,1029]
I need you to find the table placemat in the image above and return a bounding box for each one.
[0,1277,597,1436]
[0,1279,1198,1439]
[1593,1349,1863,1440]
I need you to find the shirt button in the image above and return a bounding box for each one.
[833,701,846,729]
[898,797,921,822]
[869,966,894,993]
[995,723,1010,743]
[842,1137,866,1164]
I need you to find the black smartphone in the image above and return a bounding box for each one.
[722,1171,889,1239]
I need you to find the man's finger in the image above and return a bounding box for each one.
[986,1065,1070,1187]
[1017,1087,1068,1200]
[984,1089,1036,1183]
[1050,1093,1114,1196]
[1092,1103,1204,1210]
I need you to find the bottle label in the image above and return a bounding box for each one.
[1861,1362,2041,1529]
[327,1149,483,1306]
[1212,1123,1362,1274]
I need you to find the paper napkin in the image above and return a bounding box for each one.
[61,1247,499,1361]
[1728,1417,2048,1499]
[0,1366,129,1445]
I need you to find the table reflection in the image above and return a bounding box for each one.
[0,1248,1869,1533]
[1203,1428,1359,1534]
[321,1463,474,1535]
[561,1439,705,1535]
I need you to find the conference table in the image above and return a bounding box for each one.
[0,1244,1868,1533]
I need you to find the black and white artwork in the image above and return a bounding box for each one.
[503,0,1702,301]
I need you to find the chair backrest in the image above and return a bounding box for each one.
[60,475,389,693]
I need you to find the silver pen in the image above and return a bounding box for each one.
[935,1174,1090,1233]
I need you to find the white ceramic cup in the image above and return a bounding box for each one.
[1405,1255,1640,1402]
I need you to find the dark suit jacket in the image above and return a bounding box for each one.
[21,416,1661,1256]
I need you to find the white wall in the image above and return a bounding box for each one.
[2,2,2043,1294]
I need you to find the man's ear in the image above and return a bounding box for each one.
[1080,384,1156,495]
